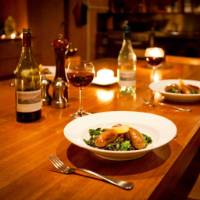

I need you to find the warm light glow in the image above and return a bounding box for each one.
[97,69,114,78]
[96,90,114,102]
[10,32,16,39]
[96,69,114,84]
[151,70,162,82]
[1,34,6,39]
[145,47,165,58]
[20,32,23,39]
[154,91,162,103]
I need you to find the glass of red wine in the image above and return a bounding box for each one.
[145,47,165,82]
[67,60,95,118]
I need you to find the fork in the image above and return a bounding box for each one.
[49,155,133,190]
[143,99,191,112]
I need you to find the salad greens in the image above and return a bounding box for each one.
[84,127,152,151]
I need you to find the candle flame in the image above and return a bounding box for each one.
[10,32,16,39]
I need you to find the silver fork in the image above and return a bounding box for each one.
[143,99,191,112]
[49,155,133,190]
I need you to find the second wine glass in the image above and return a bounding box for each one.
[67,60,95,118]
[145,47,165,82]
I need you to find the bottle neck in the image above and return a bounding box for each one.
[122,31,132,45]
[17,43,37,71]
[122,35,132,48]
[21,29,33,57]
[22,29,32,47]
[123,37,131,43]
[23,39,31,47]
[19,46,33,61]
[21,46,32,52]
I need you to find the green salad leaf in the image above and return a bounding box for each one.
[120,140,131,151]
[89,128,102,136]
[143,134,152,144]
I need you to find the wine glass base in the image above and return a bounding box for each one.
[71,110,91,118]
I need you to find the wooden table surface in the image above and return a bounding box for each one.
[0,57,200,200]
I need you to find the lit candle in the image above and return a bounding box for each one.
[97,69,114,78]
[96,69,114,84]
[10,32,16,39]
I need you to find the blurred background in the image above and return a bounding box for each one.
[0,0,200,79]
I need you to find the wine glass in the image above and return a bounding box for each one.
[145,47,165,82]
[67,61,95,118]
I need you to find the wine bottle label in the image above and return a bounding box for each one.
[16,90,42,112]
[119,71,135,87]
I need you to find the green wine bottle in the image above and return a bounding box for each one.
[15,28,42,122]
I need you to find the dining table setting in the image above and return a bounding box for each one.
[0,55,200,200]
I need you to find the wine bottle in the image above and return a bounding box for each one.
[117,21,137,95]
[15,28,42,122]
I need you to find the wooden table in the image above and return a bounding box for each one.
[0,57,200,200]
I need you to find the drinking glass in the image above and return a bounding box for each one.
[145,47,165,82]
[67,61,95,118]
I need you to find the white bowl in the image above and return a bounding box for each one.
[64,111,177,161]
[149,79,200,102]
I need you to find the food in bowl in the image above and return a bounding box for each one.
[39,64,53,75]
[84,124,152,151]
[165,79,200,94]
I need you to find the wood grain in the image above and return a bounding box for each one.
[0,57,199,200]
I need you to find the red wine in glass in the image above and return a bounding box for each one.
[67,61,95,118]
[67,71,94,87]
[145,47,165,82]
[146,57,164,66]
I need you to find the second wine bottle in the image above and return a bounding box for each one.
[118,21,137,95]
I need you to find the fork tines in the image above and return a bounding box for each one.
[49,155,66,172]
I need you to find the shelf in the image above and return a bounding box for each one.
[94,1,200,58]
[108,0,200,16]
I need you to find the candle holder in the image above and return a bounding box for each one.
[92,69,117,86]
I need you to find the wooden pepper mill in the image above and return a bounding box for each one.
[52,34,69,108]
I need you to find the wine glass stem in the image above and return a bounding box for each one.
[78,87,83,113]
[151,66,156,82]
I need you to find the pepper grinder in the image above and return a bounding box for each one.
[41,75,52,105]
[52,77,67,108]
[52,34,69,108]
